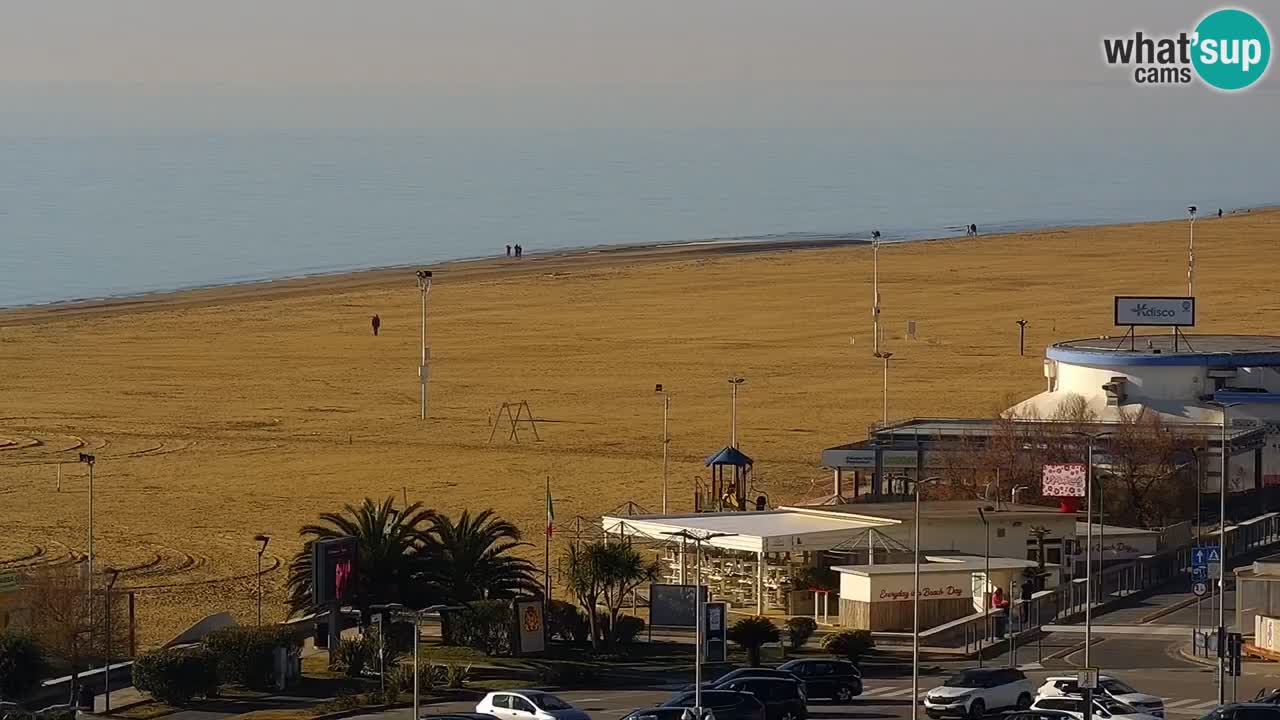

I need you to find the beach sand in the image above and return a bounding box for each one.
[3,210,1279,646]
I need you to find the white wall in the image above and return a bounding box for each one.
[871,514,1077,561]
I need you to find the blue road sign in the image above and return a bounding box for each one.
[1193,546,1221,566]
[1192,565,1209,581]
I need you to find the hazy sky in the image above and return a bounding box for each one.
[3,1,1275,130]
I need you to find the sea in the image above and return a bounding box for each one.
[2,126,1279,308]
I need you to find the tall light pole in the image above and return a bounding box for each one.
[664,529,734,720]
[912,476,943,720]
[103,568,119,713]
[872,229,882,356]
[656,384,671,513]
[1187,205,1197,297]
[254,534,271,626]
[1208,400,1241,704]
[1069,430,1110,668]
[728,376,745,448]
[875,352,894,425]
[78,452,96,659]
[976,506,992,667]
[416,270,433,419]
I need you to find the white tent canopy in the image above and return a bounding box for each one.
[600,509,898,553]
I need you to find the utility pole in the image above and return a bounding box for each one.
[1016,319,1029,356]
[103,568,119,713]
[875,352,894,425]
[416,270,433,419]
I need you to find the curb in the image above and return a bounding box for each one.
[1178,643,1219,668]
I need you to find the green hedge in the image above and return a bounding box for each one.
[201,625,303,691]
[132,647,220,705]
[0,631,48,701]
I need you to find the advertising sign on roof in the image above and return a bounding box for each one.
[1114,296,1195,327]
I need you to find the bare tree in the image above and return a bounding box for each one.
[21,566,128,681]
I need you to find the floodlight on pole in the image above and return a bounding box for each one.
[1187,206,1197,297]
[416,270,433,419]
[912,476,943,720]
[728,376,745,448]
[255,534,271,627]
[872,229,883,356]
[656,384,671,514]
[663,529,735,720]
[1207,399,1241,704]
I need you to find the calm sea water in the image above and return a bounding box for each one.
[2,127,1278,307]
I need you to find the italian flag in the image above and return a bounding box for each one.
[545,478,555,539]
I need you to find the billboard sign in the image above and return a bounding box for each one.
[649,583,708,627]
[821,448,876,468]
[1042,463,1087,497]
[312,537,358,607]
[1114,296,1195,327]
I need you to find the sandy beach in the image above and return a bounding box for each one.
[3,209,1279,646]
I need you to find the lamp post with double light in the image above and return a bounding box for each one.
[912,476,943,720]
[664,529,734,719]
[1207,400,1241,704]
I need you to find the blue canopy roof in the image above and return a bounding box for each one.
[705,446,753,467]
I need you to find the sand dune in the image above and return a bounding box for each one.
[3,209,1278,645]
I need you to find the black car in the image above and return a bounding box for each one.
[777,658,862,702]
[623,691,766,720]
[685,668,802,691]
[1200,704,1280,720]
[714,677,808,720]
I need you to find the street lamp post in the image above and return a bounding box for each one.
[664,530,734,720]
[656,385,671,513]
[1016,319,1029,356]
[1068,430,1110,669]
[976,507,992,667]
[78,452,96,660]
[912,476,943,720]
[103,568,119,713]
[1187,205,1197,297]
[416,270,433,419]
[1207,400,1241,704]
[254,535,271,626]
[874,352,894,425]
[728,377,745,448]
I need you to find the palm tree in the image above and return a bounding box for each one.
[286,496,436,617]
[728,616,781,666]
[564,540,658,649]
[421,509,540,604]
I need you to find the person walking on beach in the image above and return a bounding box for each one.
[371,314,381,336]
[515,243,523,257]
[506,244,512,257]
[969,223,978,237]
[1218,208,1224,219]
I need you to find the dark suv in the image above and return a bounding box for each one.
[777,659,862,702]
[714,677,808,720]
[1199,705,1280,720]
[626,690,766,720]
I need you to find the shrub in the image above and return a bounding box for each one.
[452,600,512,656]
[31,707,74,720]
[386,661,444,693]
[546,600,588,643]
[333,637,372,679]
[613,615,645,645]
[785,617,818,650]
[820,629,874,662]
[202,625,303,691]
[727,616,780,667]
[132,647,220,705]
[444,661,471,689]
[1,709,34,720]
[0,632,48,700]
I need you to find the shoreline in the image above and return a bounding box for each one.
[1,208,1268,326]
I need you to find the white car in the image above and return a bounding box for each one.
[476,691,591,720]
[924,668,1034,719]
[1037,675,1165,718]
[1031,695,1161,720]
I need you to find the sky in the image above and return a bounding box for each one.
[2,1,1276,130]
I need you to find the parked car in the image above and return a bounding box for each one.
[714,676,808,720]
[1031,695,1160,720]
[924,668,1034,719]
[1037,675,1165,717]
[422,715,500,720]
[685,668,803,692]
[1199,704,1280,720]
[1005,711,1079,720]
[476,691,591,720]
[623,690,767,720]
[777,658,863,701]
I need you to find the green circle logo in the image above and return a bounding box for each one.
[1192,8,1271,91]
